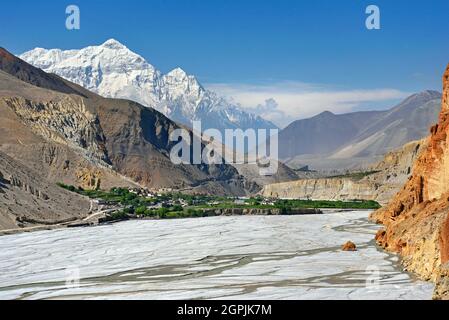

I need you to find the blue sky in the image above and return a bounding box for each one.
[1,0,448,125]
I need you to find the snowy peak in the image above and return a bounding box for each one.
[19,47,77,70]
[19,39,277,132]
[162,67,204,101]
[163,67,199,88]
[101,38,127,50]
[166,67,188,79]
[164,67,202,89]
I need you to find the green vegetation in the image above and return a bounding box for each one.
[57,183,381,222]
[103,210,129,222]
[58,183,153,207]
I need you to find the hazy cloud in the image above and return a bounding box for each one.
[246,98,287,127]
[206,82,410,128]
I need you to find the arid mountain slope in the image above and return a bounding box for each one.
[0,150,90,230]
[0,68,139,190]
[332,90,441,159]
[371,64,449,299]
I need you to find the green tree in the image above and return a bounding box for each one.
[135,206,147,215]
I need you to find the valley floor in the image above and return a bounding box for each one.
[0,211,433,300]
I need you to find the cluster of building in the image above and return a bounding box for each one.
[127,187,175,198]
[125,187,279,208]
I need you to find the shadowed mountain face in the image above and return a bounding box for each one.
[280,91,442,170]
[0,47,251,197]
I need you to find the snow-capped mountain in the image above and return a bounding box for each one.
[19,39,277,132]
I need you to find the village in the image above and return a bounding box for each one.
[91,186,278,211]
[56,184,380,223]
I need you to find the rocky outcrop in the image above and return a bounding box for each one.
[75,168,102,190]
[342,241,357,251]
[434,264,449,300]
[371,64,449,298]
[260,139,426,205]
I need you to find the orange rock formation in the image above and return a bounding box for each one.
[371,64,449,299]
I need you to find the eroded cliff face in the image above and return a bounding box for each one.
[0,97,137,191]
[371,64,449,299]
[260,139,426,205]
[3,96,110,164]
[261,178,380,202]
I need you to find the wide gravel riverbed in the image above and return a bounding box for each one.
[0,210,434,300]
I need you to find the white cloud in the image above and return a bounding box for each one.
[206,82,410,128]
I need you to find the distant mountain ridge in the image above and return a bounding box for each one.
[19,39,277,133]
[280,90,442,170]
[331,90,442,158]
[279,109,384,158]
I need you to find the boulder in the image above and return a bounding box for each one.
[342,241,357,251]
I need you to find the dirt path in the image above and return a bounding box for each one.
[0,209,116,236]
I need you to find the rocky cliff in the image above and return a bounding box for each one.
[3,96,110,163]
[261,178,379,202]
[371,64,449,299]
[260,139,426,205]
